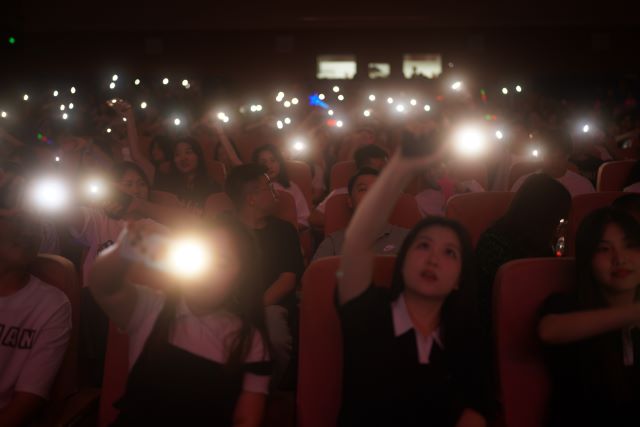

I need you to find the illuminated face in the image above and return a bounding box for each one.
[118,169,149,201]
[174,142,199,175]
[257,150,281,180]
[348,174,377,211]
[402,226,462,300]
[591,223,640,296]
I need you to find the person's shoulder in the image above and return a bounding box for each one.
[25,276,71,315]
[327,228,346,241]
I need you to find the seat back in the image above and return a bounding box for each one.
[324,193,422,236]
[445,192,515,247]
[330,161,357,191]
[508,162,541,190]
[298,256,397,427]
[596,160,635,191]
[493,258,575,427]
[286,161,313,210]
[448,160,489,190]
[566,192,626,255]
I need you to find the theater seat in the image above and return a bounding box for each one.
[286,160,313,210]
[448,159,489,190]
[298,256,397,427]
[445,192,514,247]
[508,162,579,190]
[330,161,357,191]
[566,192,626,255]
[596,160,635,191]
[493,258,575,427]
[324,193,421,236]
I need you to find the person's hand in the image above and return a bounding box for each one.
[108,99,134,119]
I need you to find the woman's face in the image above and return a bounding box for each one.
[174,142,199,175]
[402,226,462,300]
[591,223,640,296]
[257,150,281,180]
[118,169,149,201]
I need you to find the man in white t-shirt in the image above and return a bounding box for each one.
[0,214,71,426]
[511,128,595,197]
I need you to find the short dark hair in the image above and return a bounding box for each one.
[534,127,573,156]
[347,167,379,196]
[110,161,151,190]
[225,164,268,208]
[353,144,388,169]
[612,193,640,214]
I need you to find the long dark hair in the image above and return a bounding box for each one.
[168,136,214,204]
[149,135,174,166]
[389,217,482,362]
[147,213,268,369]
[574,207,640,309]
[251,144,291,188]
[494,173,571,256]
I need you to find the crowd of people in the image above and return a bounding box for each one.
[1,72,639,426]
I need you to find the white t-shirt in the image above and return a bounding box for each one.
[126,285,271,394]
[415,180,485,217]
[69,208,158,286]
[624,182,640,193]
[511,170,595,197]
[316,187,349,214]
[273,181,310,227]
[0,276,71,409]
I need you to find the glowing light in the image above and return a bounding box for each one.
[395,104,406,113]
[23,94,29,101]
[292,140,306,152]
[29,177,70,213]
[134,79,141,86]
[122,117,127,122]
[532,149,540,158]
[328,110,334,116]
[451,81,462,91]
[53,90,59,97]
[495,130,504,140]
[60,104,65,111]
[318,93,326,100]
[284,117,292,125]
[276,92,285,102]
[424,104,431,112]
[140,102,147,109]
[387,97,394,104]
[369,94,376,101]
[255,104,263,111]
[55,156,60,162]
[62,113,68,120]
[338,94,345,101]
[501,87,509,95]
[162,78,169,85]
[277,120,284,129]
[515,85,522,93]
[454,126,487,157]
[291,98,299,105]
[68,103,74,110]
[1,111,6,118]
[109,82,116,90]
[363,110,371,117]
[582,124,590,133]
[112,74,118,82]
[8,36,16,45]
[174,118,181,126]
[332,86,340,93]
[167,238,209,279]
[106,128,112,133]
[410,99,417,106]
[336,120,344,128]
[284,101,291,108]
[182,79,189,87]
[111,99,117,105]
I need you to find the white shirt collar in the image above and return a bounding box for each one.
[392,294,443,364]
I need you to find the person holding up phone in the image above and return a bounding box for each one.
[89,216,271,426]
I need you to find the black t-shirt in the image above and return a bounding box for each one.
[540,293,640,427]
[252,216,304,305]
[337,286,494,427]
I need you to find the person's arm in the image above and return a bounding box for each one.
[128,197,203,229]
[455,409,487,427]
[538,303,640,345]
[0,392,45,427]
[338,150,441,304]
[264,272,296,306]
[232,391,266,427]
[0,127,24,148]
[213,122,243,167]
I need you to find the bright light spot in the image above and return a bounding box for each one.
[70,86,76,94]
[29,177,70,213]
[410,99,417,106]
[318,93,326,100]
[292,140,306,152]
[328,110,334,116]
[291,98,299,105]
[1,111,6,118]
[277,120,284,129]
[454,126,487,157]
[515,85,522,93]
[424,104,431,112]
[106,128,112,133]
[60,104,65,111]
[276,92,285,102]
[256,104,263,111]
[112,74,118,82]
[111,99,117,104]
[167,238,209,279]
[122,117,127,122]
[284,101,291,108]
[451,81,462,91]
[501,87,509,95]
[363,110,371,117]
[250,105,256,112]
[134,78,141,86]
[338,94,345,101]
[140,102,147,109]
[55,156,60,162]
[68,103,74,110]
[395,104,406,113]
[284,117,292,125]
[582,124,590,133]
[495,130,504,140]
[23,94,29,101]
[532,149,539,158]
[162,78,169,85]
[62,113,68,120]
[387,97,394,104]
[369,94,376,102]
[53,90,59,97]
[174,118,181,126]
[109,82,116,90]
[182,79,189,87]
[332,86,340,93]
[336,120,344,128]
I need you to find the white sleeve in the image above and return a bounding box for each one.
[15,300,72,400]
[241,330,271,395]
[510,175,526,193]
[292,184,310,226]
[68,207,101,246]
[316,189,337,214]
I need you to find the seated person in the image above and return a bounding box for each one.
[89,216,270,426]
[476,174,571,331]
[225,164,305,385]
[337,146,495,427]
[511,128,595,196]
[310,144,389,227]
[539,208,640,427]
[0,213,71,426]
[313,167,408,260]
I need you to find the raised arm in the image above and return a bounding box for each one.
[112,100,156,184]
[338,146,442,304]
[213,121,243,167]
